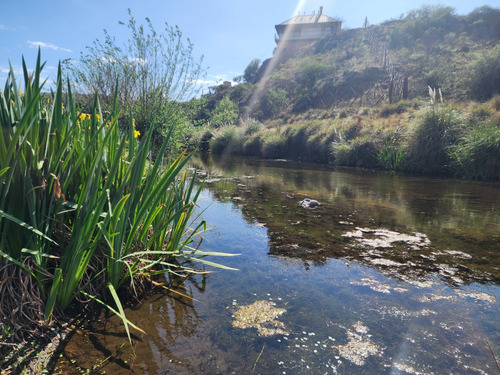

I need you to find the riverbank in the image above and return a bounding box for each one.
[193,97,500,181]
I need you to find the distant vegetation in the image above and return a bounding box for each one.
[188,5,500,181]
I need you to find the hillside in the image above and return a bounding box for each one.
[188,5,500,181]
[237,5,500,117]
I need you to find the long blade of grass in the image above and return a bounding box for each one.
[107,283,144,346]
[0,209,58,245]
[44,268,62,321]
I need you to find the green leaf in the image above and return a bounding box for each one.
[45,268,62,321]
[0,209,57,245]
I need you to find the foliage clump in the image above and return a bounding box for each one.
[0,55,232,371]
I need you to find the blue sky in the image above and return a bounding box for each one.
[1,0,499,94]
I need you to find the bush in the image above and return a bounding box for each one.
[0,56,226,355]
[261,133,285,159]
[377,138,406,170]
[332,139,378,168]
[448,125,500,180]
[210,95,239,127]
[210,126,243,154]
[242,118,262,135]
[243,135,264,156]
[380,100,410,118]
[490,94,500,111]
[261,87,289,118]
[469,44,500,101]
[405,108,462,174]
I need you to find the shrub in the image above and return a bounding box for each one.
[490,94,500,111]
[331,139,378,168]
[405,108,462,174]
[448,125,500,180]
[210,126,243,154]
[380,100,410,118]
[210,95,239,127]
[261,133,285,159]
[377,138,406,170]
[243,135,264,156]
[469,44,500,101]
[242,118,262,135]
[261,87,289,119]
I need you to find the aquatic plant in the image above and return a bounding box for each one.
[232,300,288,336]
[0,52,233,359]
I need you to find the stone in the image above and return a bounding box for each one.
[299,198,320,209]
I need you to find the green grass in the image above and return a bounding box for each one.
[449,124,500,180]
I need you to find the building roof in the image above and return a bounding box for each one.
[278,11,339,26]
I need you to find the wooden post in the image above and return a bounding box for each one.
[403,77,408,100]
[389,79,393,104]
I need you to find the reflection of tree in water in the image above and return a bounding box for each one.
[194,155,500,286]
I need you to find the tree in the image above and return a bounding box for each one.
[67,9,205,150]
[210,95,238,127]
[263,88,288,118]
[243,58,261,83]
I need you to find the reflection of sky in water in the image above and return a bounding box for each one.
[57,157,500,374]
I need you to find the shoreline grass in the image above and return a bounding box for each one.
[201,98,500,181]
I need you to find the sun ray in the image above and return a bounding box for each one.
[245,0,311,117]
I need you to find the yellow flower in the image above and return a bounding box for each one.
[86,114,91,120]
[134,130,141,138]
[19,91,24,98]
[132,118,136,127]
[96,113,100,122]
[79,113,86,122]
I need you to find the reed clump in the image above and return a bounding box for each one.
[0,53,233,370]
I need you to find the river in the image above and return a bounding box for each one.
[56,154,500,374]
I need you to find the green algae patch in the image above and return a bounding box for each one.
[232,300,289,336]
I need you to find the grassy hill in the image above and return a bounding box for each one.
[189,5,500,180]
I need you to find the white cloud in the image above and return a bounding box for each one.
[0,25,6,30]
[192,79,218,86]
[27,40,72,53]
[0,65,22,75]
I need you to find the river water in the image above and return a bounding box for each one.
[56,155,500,374]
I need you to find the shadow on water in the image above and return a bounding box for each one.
[55,154,500,374]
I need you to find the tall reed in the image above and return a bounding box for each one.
[0,52,234,351]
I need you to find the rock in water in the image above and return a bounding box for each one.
[299,198,320,209]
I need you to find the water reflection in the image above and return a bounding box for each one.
[56,272,206,374]
[56,154,500,374]
[192,154,500,285]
